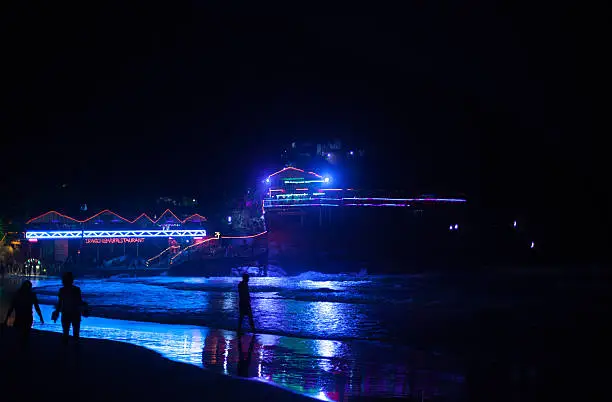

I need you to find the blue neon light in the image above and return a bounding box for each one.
[25,229,207,240]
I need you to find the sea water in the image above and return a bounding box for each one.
[13,268,606,401]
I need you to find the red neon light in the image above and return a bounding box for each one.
[268,167,305,178]
[84,238,145,244]
[147,245,180,263]
[26,209,207,225]
[170,236,218,262]
[295,188,308,191]
[183,214,207,222]
[169,231,267,263]
[132,213,155,223]
[156,209,181,223]
[269,189,285,192]
[26,209,130,225]
[267,167,323,179]
[28,238,38,243]
[321,188,343,191]
[221,231,267,239]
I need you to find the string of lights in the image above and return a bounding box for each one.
[146,245,181,264]
[168,231,269,263]
[26,209,207,225]
[221,231,268,239]
[267,166,305,177]
[170,235,219,262]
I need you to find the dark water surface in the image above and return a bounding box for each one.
[2,267,608,400]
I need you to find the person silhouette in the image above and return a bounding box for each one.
[3,280,44,349]
[237,335,256,377]
[237,273,256,334]
[52,272,86,344]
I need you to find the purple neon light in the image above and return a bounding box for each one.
[263,195,465,210]
[264,204,340,208]
[342,197,465,202]
[267,198,341,202]
[344,204,411,207]
[266,203,416,208]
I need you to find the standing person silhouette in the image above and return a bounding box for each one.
[52,272,86,344]
[237,273,256,334]
[3,280,44,349]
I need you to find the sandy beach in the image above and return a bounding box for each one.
[4,280,308,402]
[0,328,315,402]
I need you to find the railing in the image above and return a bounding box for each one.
[146,245,180,267]
[169,235,220,265]
[263,196,466,209]
[264,198,342,208]
[25,229,207,239]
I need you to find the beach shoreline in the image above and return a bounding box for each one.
[2,271,609,401]
[0,328,315,402]
[2,278,465,401]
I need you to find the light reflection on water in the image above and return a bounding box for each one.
[29,275,425,343]
[33,304,465,401]
[5,270,605,401]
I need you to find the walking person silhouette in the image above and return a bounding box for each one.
[52,272,87,344]
[237,273,256,334]
[3,280,44,350]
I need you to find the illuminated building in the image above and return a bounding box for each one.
[23,209,208,272]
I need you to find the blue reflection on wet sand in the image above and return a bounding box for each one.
[34,304,464,401]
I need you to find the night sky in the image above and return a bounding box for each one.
[1,4,605,248]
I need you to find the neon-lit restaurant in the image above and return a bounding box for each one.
[24,209,208,273]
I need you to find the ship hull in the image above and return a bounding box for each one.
[264,204,471,274]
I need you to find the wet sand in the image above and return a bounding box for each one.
[0,329,314,402]
[16,305,466,400]
[0,317,604,402]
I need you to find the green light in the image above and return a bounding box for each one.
[283,180,324,184]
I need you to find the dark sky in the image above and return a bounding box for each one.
[1,4,605,227]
